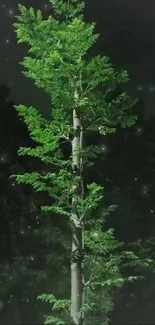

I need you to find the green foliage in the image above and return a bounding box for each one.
[13,0,140,324]
[14,2,137,133]
[37,294,71,325]
[49,0,85,19]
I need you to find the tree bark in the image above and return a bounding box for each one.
[71,108,84,325]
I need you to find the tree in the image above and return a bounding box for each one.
[0,86,69,324]
[13,0,140,324]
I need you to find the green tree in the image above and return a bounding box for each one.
[13,0,142,324]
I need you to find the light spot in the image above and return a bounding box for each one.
[136,85,143,92]
[99,143,109,155]
[141,184,149,196]
[7,8,15,17]
[148,84,155,92]
[41,3,52,12]
[135,126,144,136]
[5,39,10,44]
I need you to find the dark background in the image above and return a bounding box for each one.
[1,1,155,324]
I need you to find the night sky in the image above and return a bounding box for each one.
[1,0,155,118]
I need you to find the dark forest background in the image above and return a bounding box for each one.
[0,84,155,324]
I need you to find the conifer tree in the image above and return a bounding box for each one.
[13,1,139,324]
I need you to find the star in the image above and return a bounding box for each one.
[43,3,48,8]
[7,8,16,17]
[100,143,109,154]
[148,84,155,92]
[5,39,10,44]
[136,85,143,92]
[42,3,52,12]
[135,126,143,136]
[141,184,149,196]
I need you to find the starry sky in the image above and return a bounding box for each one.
[1,0,155,118]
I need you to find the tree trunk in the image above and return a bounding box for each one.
[71,108,84,325]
